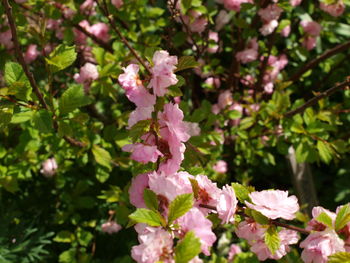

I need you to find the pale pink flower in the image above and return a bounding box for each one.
[223,0,253,12]
[236,37,258,63]
[300,230,345,263]
[213,160,227,174]
[182,10,208,33]
[301,21,322,37]
[101,221,122,234]
[215,10,231,31]
[303,37,317,51]
[74,63,99,90]
[258,4,283,36]
[189,256,203,263]
[281,25,291,37]
[228,244,242,262]
[122,143,163,164]
[262,54,288,93]
[217,185,237,223]
[89,23,110,43]
[218,90,233,109]
[40,157,58,177]
[148,51,178,97]
[0,29,13,49]
[128,106,154,128]
[177,208,216,256]
[212,104,220,115]
[307,206,336,231]
[80,0,96,15]
[320,1,345,17]
[208,31,219,53]
[158,141,186,175]
[74,20,90,44]
[235,219,266,243]
[183,122,201,137]
[112,0,124,8]
[246,190,299,220]
[290,0,302,6]
[260,19,279,36]
[129,173,150,208]
[24,44,39,64]
[194,175,222,213]
[131,228,174,263]
[205,77,221,88]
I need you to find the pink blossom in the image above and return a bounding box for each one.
[112,0,124,8]
[245,190,299,220]
[128,106,154,128]
[260,19,279,36]
[235,219,266,243]
[194,175,221,213]
[281,25,291,37]
[24,44,39,64]
[213,160,227,174]
[218,90,233,109]
[80,0,96,15]
[300,21,322,37]
[303,37,317,51]
[215,10,231,31]
[205,77,221,88]
[182,10,208,33]
[212,104,220,115]
[74,20,90,44]
[320,1,345,17]
[118,64,156,107]
[177,208,216,256]
[236,38,258,63]
[131,228,174,263]
[300,230,345,263]
[89,23,110,43]
[158,141,186,175]
[148,51,178,97]
[216,185,237,223]
[223,0,253,12]
[129,173,150,208]
[183,122,201,137]
[208,31,219,53]
[0,30,13,49]
[258,4,283,36]
[40,157,58,177]
[262,54,288,93]
[290,0,302,6]
[122,143,163,164]
[228,244,242,262]
[101,221,122,234]
[74,63,99,90]
[307,206,336,231]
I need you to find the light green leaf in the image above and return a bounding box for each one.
[129,119,151,141]
[143,189,159,211]
[46,44,77,73]
[317,140,333,164]
[92,145,112,171]
[175,231,201,263]
[0,103,14,129]
[228,110,242,120]
[11,110,33,124]
[232,183,252,203]
[335,204,350,231]
[129,208,165,227]
[77,228,93,247]
[59,84,92,115]
[4,62,31,100]
[316,212,333,229]
[168,193,194,224]
[328,252,350,263]
[239,117,254,130]
[53,231,75,243]
[59,248,77,263]
[189,178,200,199]
[251,210,269,225]
[264,226,280,255]
[31,110,53,133]
[175,56,199,72]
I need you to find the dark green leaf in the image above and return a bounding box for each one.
[32,110,53,133]
[175,56,199,72]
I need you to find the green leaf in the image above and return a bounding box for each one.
[92,145,112,171]
[168,76,185,97]
[295,141,318,163]
[46,44,77,73]
[53,231,75,243]
[317,140,333,164]
[59,84,92,115]
[335,204,350,231]
[77,228,93,247]
[316,212,333,229]
[168,193,194,224]
[31,110,53,133]
[175,231,201,263]
[228,110,242,120]
[0,103,14,129]
[232,183,252,203]
[143,189,159,211]
[328,252,350,263]
[59,248,77,263]
[189,178,200,199]
[129,208,165,227]
[11,110,33,124]
[175,56,199,72]
[96,165,110,183]
[264,226,280,255]
[239,117,254,130]
[129,119,151,141]
[4,62,31,100]
[251,210,269,225]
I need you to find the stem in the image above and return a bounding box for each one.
[289,40,350,83]
[284,78,350,118]
[2,0,48,110]
[96,0,151,74]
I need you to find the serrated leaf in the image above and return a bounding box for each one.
[264,226,280,255]
[175,231,201,263]
[129,208,165,227]
[316,212,333,229]
[335,204,350,231]
[328,252,350,263]
[31,110,53,133]
[4,62,31,100]
[143,189,159,211]
[175,56,199,72]
[92,145,112,171]
[232,183,251,203]
[46,44,77,73]
[59,84,91,115]
[251,210,269,225]
[317,140,333,164]
[168,193,194,224]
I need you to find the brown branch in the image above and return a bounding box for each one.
[289,40,350,82]
[3,0,48,110]
[96,0,151,74]
[284,78,350,118]
[63,135,87,148]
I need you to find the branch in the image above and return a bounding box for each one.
[96,0,151,74]
[284,78,350,118]
[289,40,350,82]
[2,0,48,110]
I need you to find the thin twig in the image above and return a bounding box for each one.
[96,0,151,73]
[289,40,350,82]
[3,0,48,109]
[284,78,350,118]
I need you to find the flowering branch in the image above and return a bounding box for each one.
[2,0,48,110]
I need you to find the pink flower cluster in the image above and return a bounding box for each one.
[236,37,258,64]
[74,63,99,91]
[300,21,322,51]
[258,4,283,36]
[320,0,345,17]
